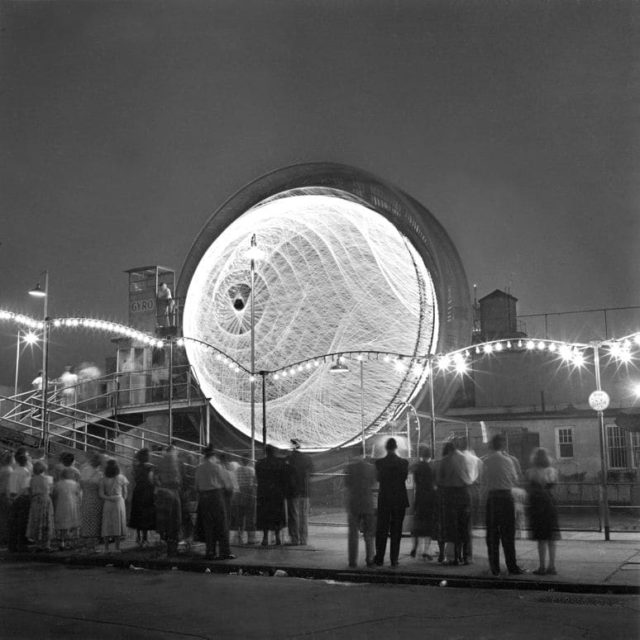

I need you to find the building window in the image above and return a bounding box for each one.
[607,425,629,469]
[556,427,574,459]
[632,433,640,469]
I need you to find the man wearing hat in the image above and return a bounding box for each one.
[286,438,314,545]
[374,437,409,567]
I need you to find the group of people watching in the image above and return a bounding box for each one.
[0,448,132,554]
[0,437,315,562]
[346,434,560,576]
[1,434,560,577]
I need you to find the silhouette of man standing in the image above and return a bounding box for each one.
[374,437,409,567]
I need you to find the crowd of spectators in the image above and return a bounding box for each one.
[0,435,559,576]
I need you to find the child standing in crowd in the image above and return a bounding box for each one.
[27,461,54,552]
[99,460,129,553]
[53,467,82,550]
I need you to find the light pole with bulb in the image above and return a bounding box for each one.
[589,342,611,541]
[29,271,49,452]
[246,235,265,462]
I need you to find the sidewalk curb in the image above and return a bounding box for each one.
[2,551,638,596]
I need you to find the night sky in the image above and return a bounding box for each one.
[1,0,638,388]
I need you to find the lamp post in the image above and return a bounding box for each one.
[29,270,49,452]
[589,342,611,541]
[359,360,366,456]
[246,235,265,462]
[168,337,174,445]
[427,357,436,454]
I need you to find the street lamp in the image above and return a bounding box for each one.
[246,235,265,462]
[29,270,49,452]
[589,342,611,541]
[427,357,436,455]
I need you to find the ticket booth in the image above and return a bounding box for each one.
[125,265,176,334]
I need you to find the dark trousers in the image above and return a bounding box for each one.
[462,484,480,561]
[485,490,518,574]
[198,490,230,557]
[8,495,31,552]
[375,505,405,565]
[441,486,470,562]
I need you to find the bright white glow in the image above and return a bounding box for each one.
[633,382,640,397]
[494,342,503,351]
[537,341,546,350]
[183,191,438,449]
[618,350,633,364]
[23,332,39,345]
[559,344,573,360]
[245,245,266,261]
[526,340,535,350]
[483,344,493,354]
[572,350,585,367]
[548,343,557,352]
[437,356,450,371]
[454,360,468,375]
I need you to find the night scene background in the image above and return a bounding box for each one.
[1,0,638,389]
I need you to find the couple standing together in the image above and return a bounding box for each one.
[346,437,408,568]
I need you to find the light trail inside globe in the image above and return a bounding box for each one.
[183,189,438,450]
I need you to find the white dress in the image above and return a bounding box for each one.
[100,474,129,538]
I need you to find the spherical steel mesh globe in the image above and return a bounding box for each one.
[180,165,471,451]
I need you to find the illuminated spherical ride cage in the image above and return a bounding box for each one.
[179,164,471,451]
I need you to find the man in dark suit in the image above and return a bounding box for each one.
[374,437,409,567]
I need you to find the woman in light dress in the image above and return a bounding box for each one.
[99,459,129,553]
[53,467,82,550]
[26,461,54,552]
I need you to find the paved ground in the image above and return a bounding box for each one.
[1,561,639,639]
[2,523,639,594]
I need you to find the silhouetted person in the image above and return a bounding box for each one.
[195,445,235,560]
[481,434,526,576]
[255,445,287,546]
[437,438,472,565]
[409,445,437,560]
[374,438,409,567]
[286,438,314,545]
[345,454,377,568]
[527,447,560,575]
[157,282,175,327]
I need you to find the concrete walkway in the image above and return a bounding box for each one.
[3,524,639,595]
